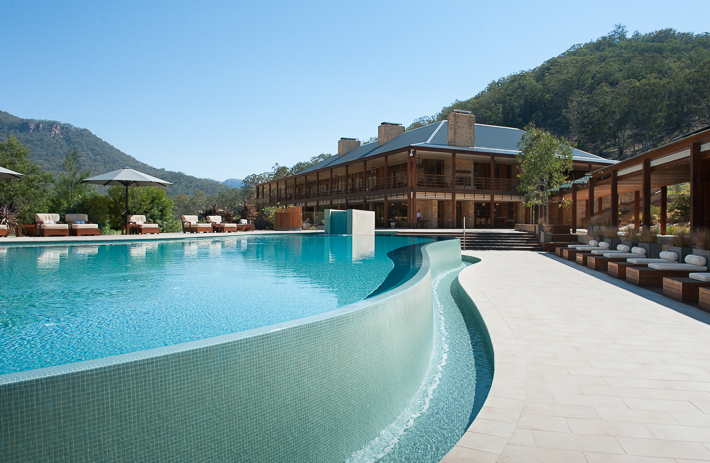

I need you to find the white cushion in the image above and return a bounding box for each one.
[72,223,98,229]
[617,245,631,252]
[0,224,6,230]
[627,258,667,264]
[589,240,599,246]
[603,252,635,258]
[685,255,707,266]
[659,251,679,262]
[689,273,710,282]
[631,247,647,255]
[599,242,611,249]
[648,263,707,271]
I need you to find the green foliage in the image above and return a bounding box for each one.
[0,136,54,224]
[516,126,573,224]
[409,27,710,159]
[257,206,277,230]
[0,110,231,197]
[238,199,256,223]
[63,190,111,232]
[51,150,92,211]
[0,201,19,236]
[107,185,180,233]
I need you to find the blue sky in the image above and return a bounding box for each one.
[1,0,709,182]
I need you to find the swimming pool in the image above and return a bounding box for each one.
[0,234,432,375]
[0,235,491,462]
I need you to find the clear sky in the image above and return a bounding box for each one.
[1,0,709,182]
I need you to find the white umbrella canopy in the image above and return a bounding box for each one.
[82,167,172,233]
[0,166,23,179]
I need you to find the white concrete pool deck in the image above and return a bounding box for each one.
[445,250,710,462]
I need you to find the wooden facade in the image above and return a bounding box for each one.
[551,126,710,232]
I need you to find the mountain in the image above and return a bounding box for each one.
[410,27,710,160]
[222,178,243,188]
[0,110,231,197]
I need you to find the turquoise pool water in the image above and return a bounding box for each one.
[0,235,433,375]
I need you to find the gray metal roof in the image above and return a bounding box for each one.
[297,121,615,175]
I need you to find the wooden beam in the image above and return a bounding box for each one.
[691,142,702,231]
[572,183,577,233]
[384,195,388,228]
[588,177,595,216]
[490,194,494,228]
[611,171,618,229]
[660,186,667,235]
[642,158,651,228]
[634,191,640,229]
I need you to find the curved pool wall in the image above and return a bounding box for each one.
[0,238,463,462]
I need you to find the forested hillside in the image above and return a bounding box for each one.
[410,26,710,160]
[0,111,230,196]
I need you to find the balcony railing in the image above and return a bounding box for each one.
[256,175,520,204]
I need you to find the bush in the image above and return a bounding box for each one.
[107,186,180,233]
[692,228,710,250]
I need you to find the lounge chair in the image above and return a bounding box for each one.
[562,240,603,260]
[206,215,237,233]
[0,224,6,237]
[555,242,592,257]
[608,250,675,279]
[586,245,637,271]
[574,241,612,266]
[627,254,708,287]
[663,272,710,303]
[65,213,100,236]
[35,213,69,237]
[181,215,211,234]
[236,219,255,232]
[128,215,160,235]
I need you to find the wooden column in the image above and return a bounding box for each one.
[344,164,349,210]
[557,197,563,225]
[451,152,457,186]
[610,170,618,229]
[691,142,703,231]
[642,158,651,229]
[588,177,595,217]
[571,183,577,233]
[406,153,412,226]
[384,196,388,228]
[268,183,272,204]
[660,186,667,235]
[490,156,495,190]
[585,199,591,227]
[276,181,280,202]
[597,198,603,217]
[634,191,640,228]
[329,169,333,208]
[490,194,495,228]
[525,205,530,224]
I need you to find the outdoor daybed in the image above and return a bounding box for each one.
[562,240,605,260]
[237,219,254,232]
[206,215,236,233]
[65,213,100,237]
[627,254,708,287]
[608,251,676,279]
[574,241,612,266]
[34,213,69,237]
[586,245,642,271]
[181,215,212,234]
[128,215,160,235]
[663,272,710,303]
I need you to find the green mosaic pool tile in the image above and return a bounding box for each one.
[1,240,460,462]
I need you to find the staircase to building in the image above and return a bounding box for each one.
[395,230,542,251]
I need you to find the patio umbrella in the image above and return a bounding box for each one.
[0,166,23,179]
[82,167,172,234]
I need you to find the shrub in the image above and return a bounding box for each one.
[599,226,619,238]
[692,228,710,250]
[638,227,658,243]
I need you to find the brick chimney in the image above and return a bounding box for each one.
[378,122,405,146]
[447,110,475,147]
[338,138,361,157]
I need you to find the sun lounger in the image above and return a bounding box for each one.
[627,254,707,287]
[206,215,237,233]
[586,245,640,271]
[699,287,710,312]
[663,272,710,302]
[128,215,160,234]
[236,219,254,232]
[35,213,69,237]
[181,215,211,233]
[575,241,611,265]
[608,251,676,279]
[65,213,99,236]
[562,240,601,260]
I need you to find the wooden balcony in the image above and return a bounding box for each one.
[256,175,520,206]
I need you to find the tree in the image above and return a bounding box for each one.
[107,185,180,232]
[0,136,53,224]
[516,126,574,224]
[52,150,91,211]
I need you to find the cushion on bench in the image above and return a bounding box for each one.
[648,263,708,271]
[689,273,710,282]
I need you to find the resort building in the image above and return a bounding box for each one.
[256,110,615,228]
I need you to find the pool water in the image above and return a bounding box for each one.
[0,235,433,375]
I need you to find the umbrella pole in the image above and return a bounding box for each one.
[125,184,129,235]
